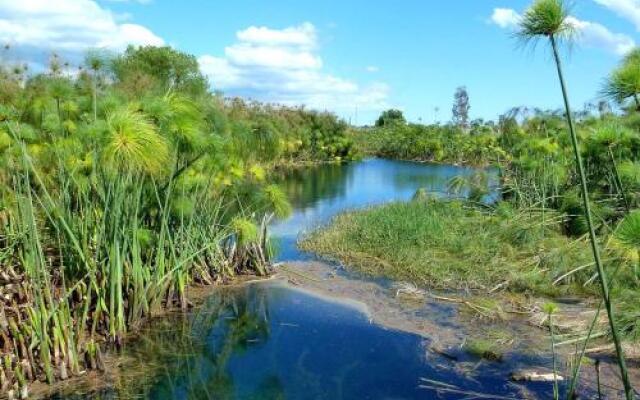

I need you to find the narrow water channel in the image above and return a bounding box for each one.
[271,158,498,261]
[53,159,570,400]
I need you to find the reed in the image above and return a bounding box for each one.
[0,48,299,395]
[515,1,634,397]
[0,127,279,396]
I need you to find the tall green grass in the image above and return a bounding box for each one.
[0,108,285,397]
[301,198,599,295]
[517,1,633,397]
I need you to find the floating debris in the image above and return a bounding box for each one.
[511,369,564,382]
[391,282,426,299]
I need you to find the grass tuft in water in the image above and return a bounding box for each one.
[463,339,504,362]
[301,198,594,296]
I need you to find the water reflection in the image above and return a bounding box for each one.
[52,160,535,400]
[270,159,498,260]
[58,282,538,399]
[133,286,272,399]
[273,163,354,211]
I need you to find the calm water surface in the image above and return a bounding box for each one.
[271,158,498,261]
[57,159,561,400]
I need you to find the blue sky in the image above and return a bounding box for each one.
[2,0,639,124]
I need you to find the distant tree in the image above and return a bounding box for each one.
[112,45,209,96]
[470,118,494,136]
[598,100,612,118]
[452,86,470,131]
[375,109,406,127]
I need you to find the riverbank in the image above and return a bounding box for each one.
[275,261,640,398]
[14,273,279,400]
[351,125,506,167]
[300,197,640,343]
[36,261,640,399]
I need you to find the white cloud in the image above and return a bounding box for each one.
[365,66,379,72]
[198,23,389,112]
[236,23,317,48]
[490,8,520,29]
[594,0,640,30]
[0,0,164,65]
[566,16,636,55]
[489,7,635,55]
[198,56,240,89]
[226,43,322,69]
[0,4,389,116]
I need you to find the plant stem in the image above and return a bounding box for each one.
[596,360,603,400]
[550,34,634,400]
[549,311,559,400]
[608,147,630,213]
[93,76,98,123]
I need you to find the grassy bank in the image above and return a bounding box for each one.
[300,198,640,339]
[301,198,592,294]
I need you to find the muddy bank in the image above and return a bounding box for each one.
[276,261,640,398]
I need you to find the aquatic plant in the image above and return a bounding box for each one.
[301,199,594,294]
[447,171,490,203]
[359,122,505,166]
[604,49,640,111]
[615,211,640,283]
[0,44,356,395]
[463,339,503,362]
[518,0,633,397]
[543,302,560,400]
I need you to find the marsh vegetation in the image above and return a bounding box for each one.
[1,0,640,398]
[305,1,640,398]
[0,44,357,398]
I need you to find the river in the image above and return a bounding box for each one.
[52,159,580,400]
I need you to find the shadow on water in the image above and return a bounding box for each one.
[53,282,556,400]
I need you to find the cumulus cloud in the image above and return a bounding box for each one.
[198,23,389,112]
[489,7,635,55]
[0,4,389,116]
[566,16,636,55]
[0,0,164,66]
[490,8,520,29]
[594,0,640,30]
[236,23,317,48]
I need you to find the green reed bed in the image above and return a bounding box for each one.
[0,48,303,397]
[301,198,600,295]
[0,138,275,398]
